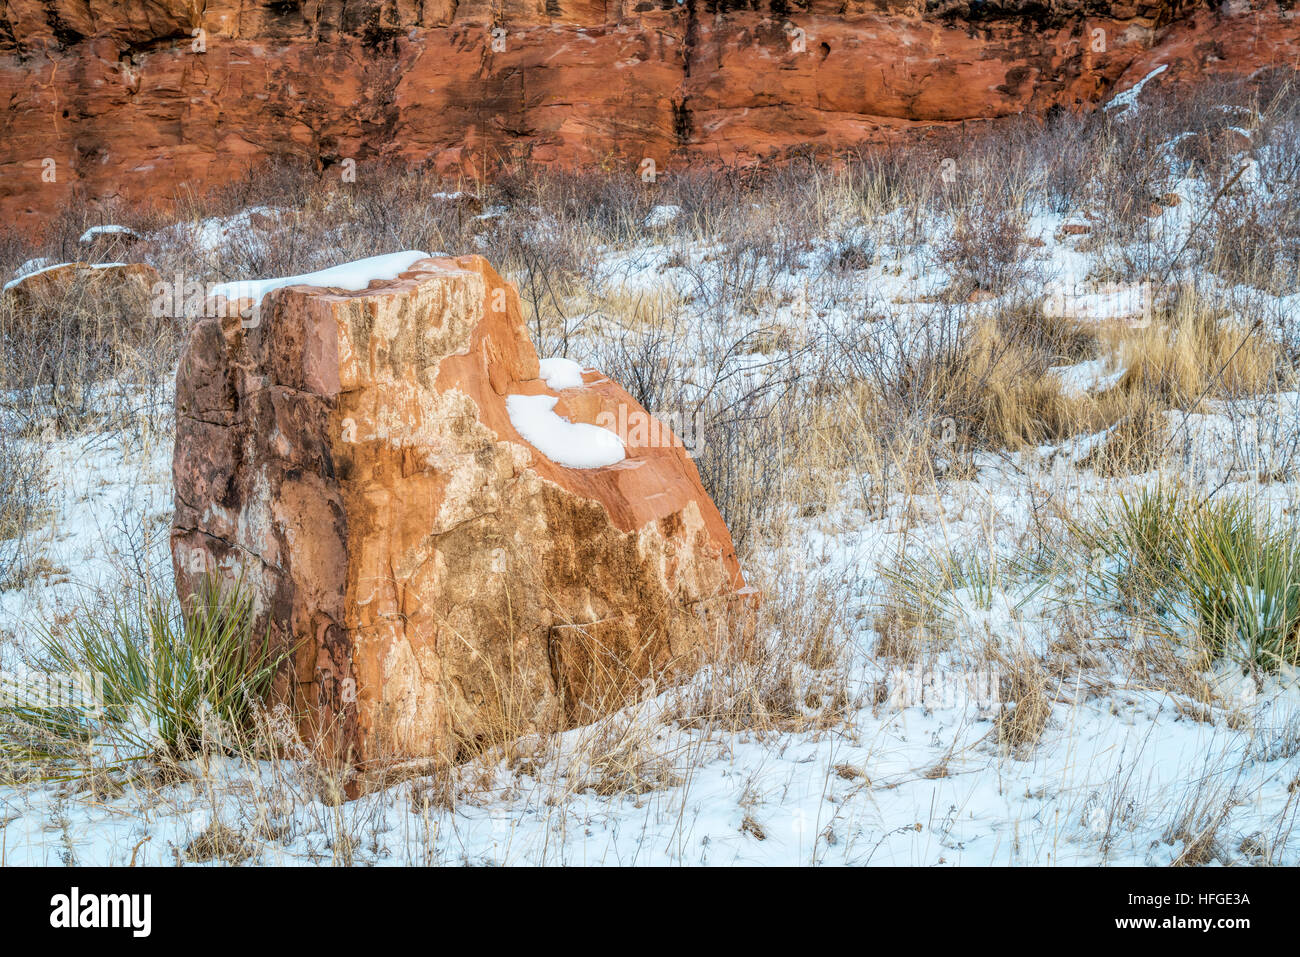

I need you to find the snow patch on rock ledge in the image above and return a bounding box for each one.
[1107,64,1169,113]
[2,260,128,292]
[538,357,587,390]
[505,394,626,468]
[209,250,429,306]
[78,224,139,244]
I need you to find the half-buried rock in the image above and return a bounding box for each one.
[171,254,751,780]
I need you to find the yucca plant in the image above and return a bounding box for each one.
[1176,499,1300,670]
[1081,483,1187,608]
[882,542,1049,630]
[1,575,287,772]
[1083,487,1300,671]
[881,548,980,635]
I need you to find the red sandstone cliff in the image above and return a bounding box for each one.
[1,0,1297,228]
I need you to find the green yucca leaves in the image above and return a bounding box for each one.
[2,576,288,772]
[1084,486,1300,671]
[1179,502,1300,669]
[882,542,1057,633]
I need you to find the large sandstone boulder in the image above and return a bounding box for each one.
[171,254,751,777]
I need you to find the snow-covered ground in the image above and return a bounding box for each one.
[2,431,1298,865]
[3,104,1300,865]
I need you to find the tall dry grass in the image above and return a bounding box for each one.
[0,72,1297,852]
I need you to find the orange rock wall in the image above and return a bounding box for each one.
[2,1,1297,227]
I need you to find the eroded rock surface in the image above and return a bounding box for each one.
[170,254,750,772]
[2,1,1299,228]
[1,261,158,305]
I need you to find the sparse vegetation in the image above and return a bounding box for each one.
[1084,486,1300,672]
[1,576,286,772]
[0,416,48,590]
[1,77,1299,864]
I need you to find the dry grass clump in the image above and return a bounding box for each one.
[935,315,1095,449]
[1079,396,1170,477]
[407,763,461,814]
[1164,786,1240,867]
[1125,631,1217,713]
[1076,283,1283,474]
[838,277,1288,491]
[673,641,850,737]
[872,605,943,665]
[1114,292,1281,406]
[184,821,254,864]
[671,569,853,736]
[0,420,48,589]
[993,654,1052,755]
[0,265,178,436]
[583,737,683,797]
[853,276,1288,483]
[848,300,1110,490]
[1208,186,1300,292]
[874,533,1057,668]
[1201,82,1300,292]
[921,285,1279,470]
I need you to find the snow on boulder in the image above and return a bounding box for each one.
[171,254,751,788]
[183,206,283,255]
[207,250,431,324]
[537,356,587,390]
[506,393,626,468]
[1,261,159,312]
[3,258,58,291]
[79,224,138,242]
[77,224,143,260]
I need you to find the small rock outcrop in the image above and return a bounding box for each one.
[170,255,751,775]
[2,261,158,307]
